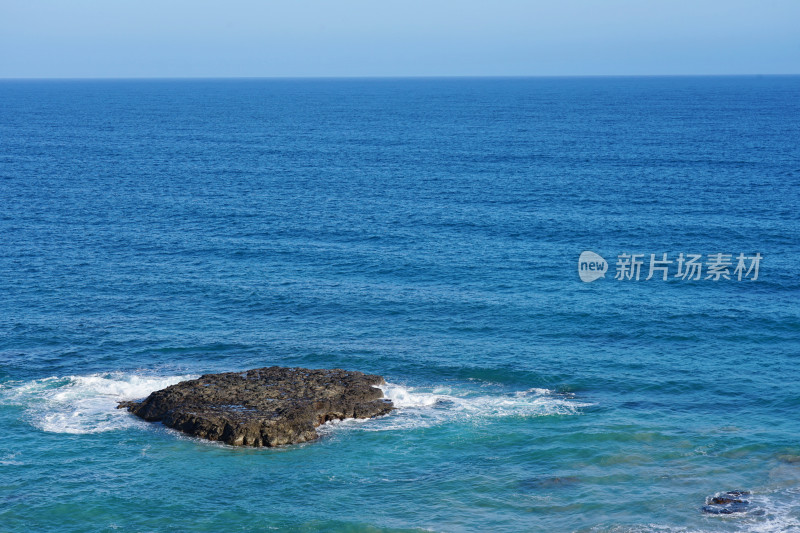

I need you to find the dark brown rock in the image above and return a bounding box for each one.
[118,366,394,447]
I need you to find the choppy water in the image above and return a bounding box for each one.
[1,77,799,532]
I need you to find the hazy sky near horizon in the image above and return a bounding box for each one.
[1,0,798,78]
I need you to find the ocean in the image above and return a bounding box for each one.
[1,76,799,532]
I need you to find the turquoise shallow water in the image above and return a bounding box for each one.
[1,77,799,532]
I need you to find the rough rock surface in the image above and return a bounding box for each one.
[118,366,393,447]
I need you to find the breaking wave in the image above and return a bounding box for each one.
[1,373,592,437]
[0,372,197,434]
[320,382,592,434]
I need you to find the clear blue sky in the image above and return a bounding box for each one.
[1,0,798,78]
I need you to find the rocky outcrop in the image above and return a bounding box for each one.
[701,491,752,514]
[118,366,393,447]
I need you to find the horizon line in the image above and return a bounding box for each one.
[1,73,799,82]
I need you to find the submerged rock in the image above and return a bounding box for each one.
[701,491,751,515]
[118,366,394,447]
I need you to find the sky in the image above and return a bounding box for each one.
[1,0,798,78]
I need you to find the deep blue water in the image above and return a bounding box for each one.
[1,77,799,532]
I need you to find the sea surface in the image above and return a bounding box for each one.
[1,77,799,532]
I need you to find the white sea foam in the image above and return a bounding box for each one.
[0,372,197,434]
[736,488,800,533]
[0,453,23,466]
[320,383,592,434]
[382,383,589,416]
[1,373,591,437]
